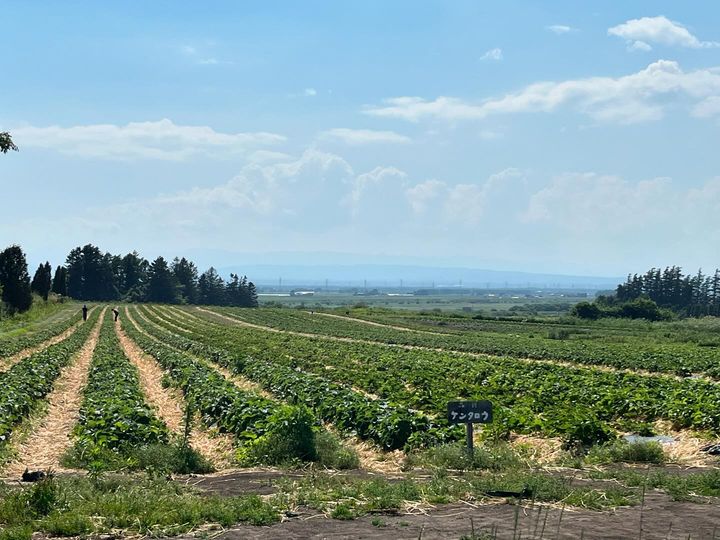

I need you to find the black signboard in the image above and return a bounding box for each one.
[447,400,493,425]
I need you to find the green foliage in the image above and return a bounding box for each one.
[237,405,317,466]
[313,430,360,469]
[69,313,168,467]
[122,311,327,465]
[0,309,99,448]
[147,306,720,442]
[0,246,32,314]
[30,262,52,302]
[587,440,665,464]
[403,443,523,471]
[66,245,119,301]
[0,476,280,536]
[146,256,180,304]
[136,306,458,450]
[0,132,18,153]
[50,266,67,296]
[0,304,80,357]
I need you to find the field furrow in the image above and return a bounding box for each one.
[2,309,104,476]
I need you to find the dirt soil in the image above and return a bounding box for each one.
[116,318,235,469]
[2,310,104,477]
[185,471,720,540]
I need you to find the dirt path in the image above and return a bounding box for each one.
[0,307,97,372]
[132,307,274,400]
[115,318,234,469]
[122,309,236,469]
[193,307,716,387]
[2,309,105,477]
[198,491,720,540]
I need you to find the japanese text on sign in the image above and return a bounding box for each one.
[447,401,492,424]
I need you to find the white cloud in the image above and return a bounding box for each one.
[319,128,411,145]
[365,60,720,124]
[546,25,575,34]
[181,44,233,65]
[304,88,318,97]
[608,16,719,49]
[11,119,286,160]
[628,40,652,52]
[692,96,720,117]
[480,48,503,61]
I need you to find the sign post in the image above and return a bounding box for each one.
[447,400,493,457]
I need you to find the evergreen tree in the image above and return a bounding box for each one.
[118,251,148,299]
[0,132,18,153]
[30,262,52,301]
[0,245,33,313]
[198,267,226,305]
[65,244,119,300]
[172,257,199,304]
[51,266,68,296]
[146,256,179,303]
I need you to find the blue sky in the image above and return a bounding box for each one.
[2,1,720,276]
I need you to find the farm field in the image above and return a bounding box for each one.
[0,304,719,539]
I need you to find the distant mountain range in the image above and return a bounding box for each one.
[216,263,621,291]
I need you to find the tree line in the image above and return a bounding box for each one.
[573,266,720,320]
[0,243,258,315]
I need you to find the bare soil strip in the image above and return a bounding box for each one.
[0,307,97,372]
[2,309,105,477]
[194,307,714,386]
[122,308,236,469]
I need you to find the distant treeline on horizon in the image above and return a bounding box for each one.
[0,243,257,315]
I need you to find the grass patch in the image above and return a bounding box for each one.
[274,468,636,518]
[61,440,213,474]
[586,440,665,465]
[589,468,720,501]
[0,476,279,537]
[314,430,360,469]
[403,442,523,471]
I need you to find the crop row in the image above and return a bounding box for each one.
[207,306,720,378]
[121,309,318,461]
[136,306,459,449]
[0,309,100,448]
[0,306,84,359]
[159,306,720,441]
[72,311,168,455]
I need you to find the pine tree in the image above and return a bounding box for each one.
[30,262,52,301]
[146,257,179,303]
[0,245,33,313]
[172,257,199,304]
[51,266,68,296]
[198,267,226,305]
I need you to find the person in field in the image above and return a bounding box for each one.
[82,304,88,321]
[112,307,119,322]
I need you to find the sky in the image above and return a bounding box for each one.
[2,1,720,277]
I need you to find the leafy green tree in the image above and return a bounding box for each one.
[0,245,33,313]
[31,261,52,301]
[172,257,199,304]
[0,132,18,154]
[146,256,180,303]
[51,265,68,296]
[571,301,601,320]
